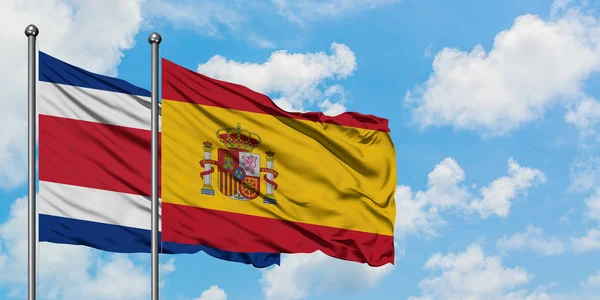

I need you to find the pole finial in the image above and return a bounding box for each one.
[24,24,39,37]
[148,32,162,44]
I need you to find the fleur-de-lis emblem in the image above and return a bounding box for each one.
[234,168,245,180]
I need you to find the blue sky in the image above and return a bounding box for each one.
[1,0,600,299]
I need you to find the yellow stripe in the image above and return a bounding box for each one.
[162,100,396,235]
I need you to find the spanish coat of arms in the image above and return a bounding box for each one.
[198,123,278,204]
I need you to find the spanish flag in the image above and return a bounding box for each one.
[161,58,397,266]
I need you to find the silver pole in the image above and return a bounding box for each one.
[148,32,162,300]
[25,24,39,300]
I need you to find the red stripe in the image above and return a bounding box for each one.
[231,174,235,195]
[220,172,224,195]
[162,202,395,267]
[224,172,228,196]
[232,175,236,195]
[228,174,231,195]
[161,58,390,132]
[39,114,161,197]
[228,173,232,196]
[219,171,223,194]
[223,172,227,196]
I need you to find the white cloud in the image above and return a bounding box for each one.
[394,158,469,237]
[159,257,176,288]
[569,156,600,192]
[469,158,546,218]
[248,35,277,49]
[409,243,536,300]
[565,97,600,136]
[143,0,399,47]
[0,0,145,189]
[160,258,176,273]
[551,0,575,17]
[143,0,243,37]
[423,44,434,58]
[504,290,553,300]
[496,226,566,257]
[0,197,152,299]
[143,0,394,46]
[318,99,347,116]
[396,157,545,237]
[585,188,600,222]
[197,42,356,113]
[394,185,446,238]
[271,98,306,113]
[61,255,150,300]
[421,157,471,209]
[581,270,600,289]
[259,251,394,300]
[272,0,401,25]
[571,228,600,253]
[194,285,228,300]
[406,4,600,135]
[317,85,349,116]
[570,188,600,253]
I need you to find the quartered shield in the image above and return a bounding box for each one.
[217,148,260,200]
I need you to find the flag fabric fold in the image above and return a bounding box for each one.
[161,58,397,267]
[37,51,280,268]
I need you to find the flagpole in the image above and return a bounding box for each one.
[25,24,39,300]
[148,32,162,300]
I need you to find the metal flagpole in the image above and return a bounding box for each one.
[25,24,39,300]
[148,32,162,300]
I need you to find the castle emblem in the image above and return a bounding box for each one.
[199,123,278,204]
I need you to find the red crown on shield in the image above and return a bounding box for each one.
[216,123,262,151]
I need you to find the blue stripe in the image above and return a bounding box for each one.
[263,198,277,205]
[201,189,215,195]
[39,214,280,268]
[39,51,151,97]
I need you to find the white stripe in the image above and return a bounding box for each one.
[39,181,161,230]
[39,82,162,131]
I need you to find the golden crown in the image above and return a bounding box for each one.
[216,123,262,151]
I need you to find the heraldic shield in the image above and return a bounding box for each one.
[199,123,278,204]
[218,148,260,200]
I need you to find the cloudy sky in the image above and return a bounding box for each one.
[2,0,600,299]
